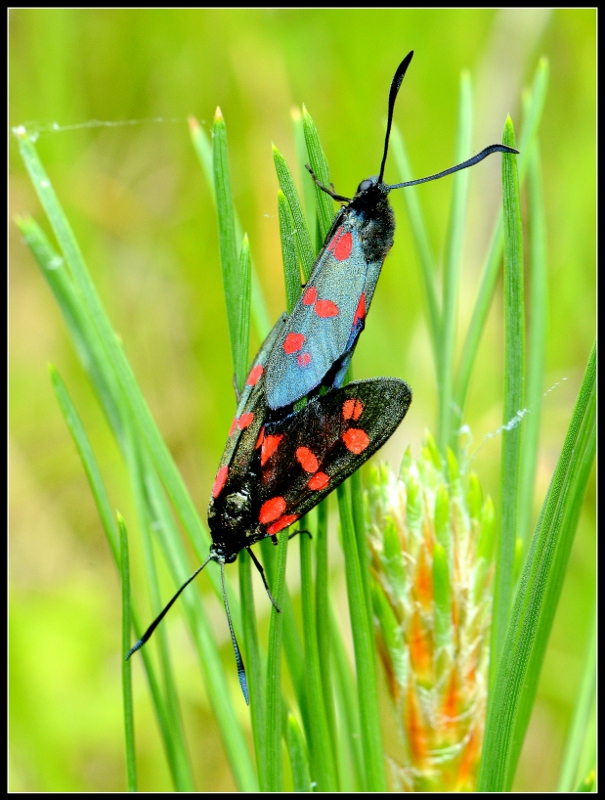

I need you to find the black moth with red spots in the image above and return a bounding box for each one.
[264,50,518,411]
[208,374,411,561]
[127,315,411,703]
[127,52,515,703]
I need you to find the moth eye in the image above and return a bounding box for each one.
[357,176,377,193]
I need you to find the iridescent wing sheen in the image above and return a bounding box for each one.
[265,212,379,410]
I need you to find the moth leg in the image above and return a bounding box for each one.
[288,528,313,542]
[247,547,280,613]
[304,163,351,203]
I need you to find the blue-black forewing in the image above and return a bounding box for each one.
[265,212,379,410]
[254,378,412,534]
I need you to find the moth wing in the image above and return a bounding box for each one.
[256,378,412,532]
[265,218,368,410]
[208,314,286,507]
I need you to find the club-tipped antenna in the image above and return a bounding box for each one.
[125,554,214,660]
[378,51,414,184]
[219,561,249,704]
[386,143,519,190]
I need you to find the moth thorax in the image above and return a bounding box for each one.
[222,489,252,528]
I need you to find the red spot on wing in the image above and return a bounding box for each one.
[333,230,353,261]
[261,434,283,466]
[256,426,265,449]
[353,292,366,326]
[296,446,319,473]
[246,363,263,386]
[259,496,287,524]
[238,412,254,430]
[314,299,340,318]
[228,418,238,436]
[342,428,370,454]
[327,226,343,252]
[303,286,317,305]
[342,398,365,421]
[308,472,330,491]
[212,465,228,498]
[266,514,298,535]
[297,352,312,368]
[283,332,305,354]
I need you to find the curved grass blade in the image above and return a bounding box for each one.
[488,118,524,685]
[453,58,549,415]
[517,143,548,547]
[302,105,334,240]
[273,144,315,282]
[300,527,338,791]
[337,484,386,791]
[189,116,271,341]
[49,366,194,790]
[478,341,596,791]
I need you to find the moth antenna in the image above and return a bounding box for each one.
[220,561,249,704]
[305,164,351,202]
[247,547,280,612]
[387,144,519,190]
[378,51,414,184]
[125,554,213,660]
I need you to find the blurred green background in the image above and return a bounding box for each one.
[9,9,595,792]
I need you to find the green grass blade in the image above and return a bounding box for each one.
[286,713,312,792]
[212,108,241,377]
[48,366,190,789]
[264,531,290,791]
[292,106,317,245]
[349,468,372,631]
[302,105,334,240]
[314,501,338,777]
[141,459,258,791]
[454,58,549,415]
[239,551,267,789]
[557,609,596,791]
[300,529,338,791]
[438,71,472,451]
[273,144,315,282]
[119,409,195,792]
[189,116,271,340]
[235,234,252,390]
[337,484,386,791]
[277,190,301,313]
[19,133,256,789]
[17,217,124,443]
[488,119,524,685]
[389,123,441,356]
[17,130,218,594]
[329,604,364,791]
[478,341,596,791]
[118,513,138,792]
[517,143,548,546]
